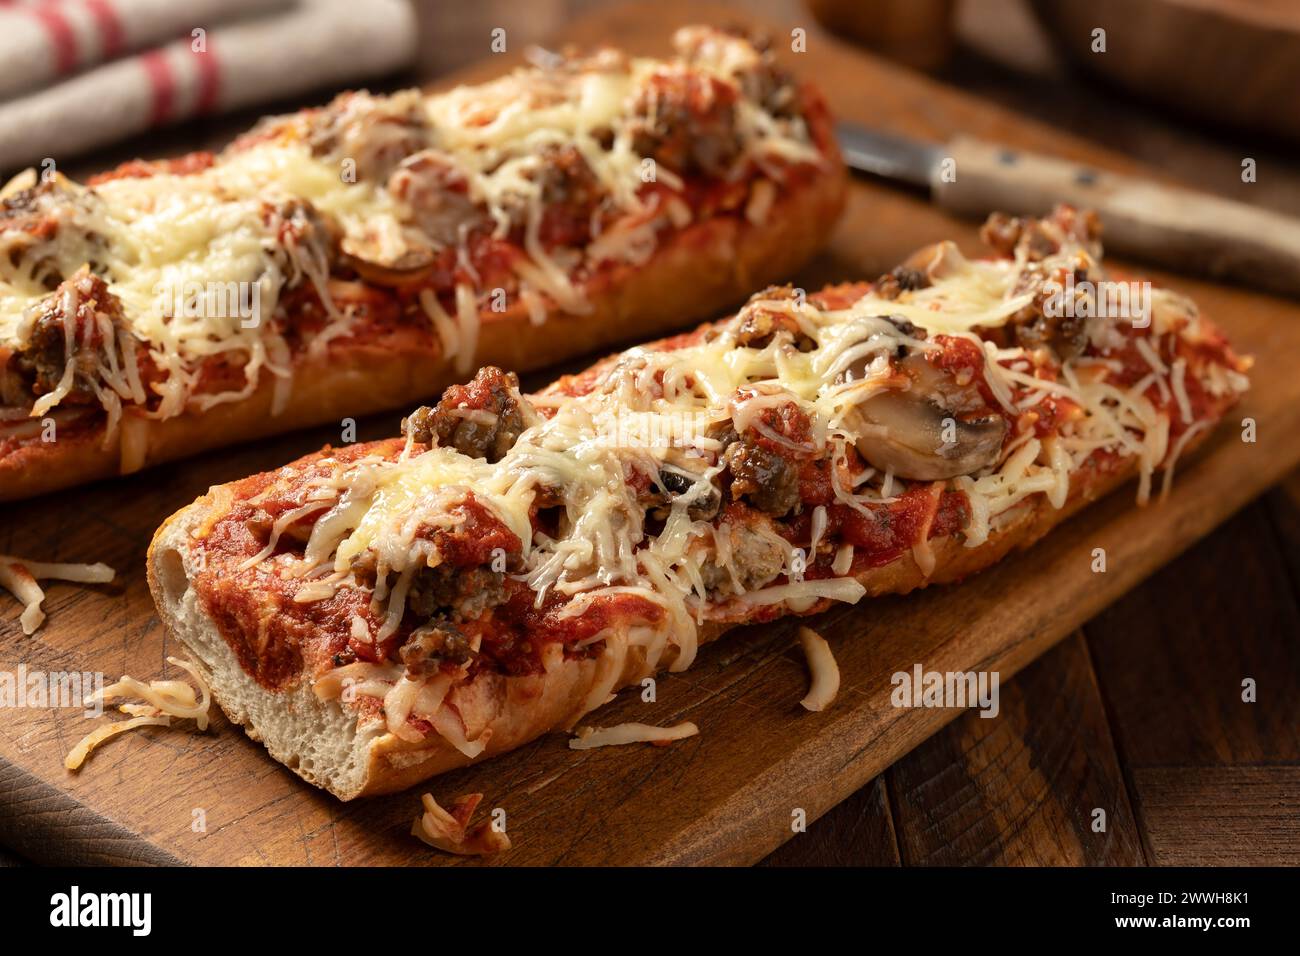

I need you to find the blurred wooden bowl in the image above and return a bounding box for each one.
[1029,0,1300,143]
[807,0,957,71]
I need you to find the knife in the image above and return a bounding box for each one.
[837,121,1300,298]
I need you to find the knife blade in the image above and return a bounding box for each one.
[835,120,1300,298]
[834,122,939,190]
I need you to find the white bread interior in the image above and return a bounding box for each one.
[149,502,386,798]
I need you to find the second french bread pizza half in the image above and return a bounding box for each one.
[148,207,1250,800]
[0,27,845,500]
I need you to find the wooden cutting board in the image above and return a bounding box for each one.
[1,0,1297,866]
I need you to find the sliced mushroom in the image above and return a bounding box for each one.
[306,89,431,183]
[844,351,1007,481]
[338,215,442,287]
[897,240,969,285]
[389,150,490,249]
[340,245,438,288]
[873,265,929,301]
[265,197,341,282]
[336,149,484,288]
[653,466,722,521]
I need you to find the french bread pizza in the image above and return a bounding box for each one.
[0,26,845,501]
[148,207,1250,800]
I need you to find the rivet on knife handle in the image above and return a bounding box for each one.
[932,135,1300,298]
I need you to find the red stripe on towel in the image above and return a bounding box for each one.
[26,5,79,74]
[83,0,126,59]
[191,40,220,115]
[140,48,175,125]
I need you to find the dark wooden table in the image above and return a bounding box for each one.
[2,0,1296,866]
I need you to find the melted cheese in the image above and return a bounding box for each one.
[283,222,1247,713]
[411,792,511,856]
[0,141,386,420]
[0,26,824,427]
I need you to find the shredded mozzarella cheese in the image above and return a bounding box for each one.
[65,657,211,770]
[568,721,700,750]
[411,792,511,856]
[0,556,114,635]
[797,626,840,712]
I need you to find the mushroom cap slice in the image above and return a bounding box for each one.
[842,349,1008,482]
[846,393,1007,481]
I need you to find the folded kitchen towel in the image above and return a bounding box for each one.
[0,0,290,100]
[0,0,418,173]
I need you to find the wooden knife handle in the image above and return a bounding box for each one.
[931,134,1300,298]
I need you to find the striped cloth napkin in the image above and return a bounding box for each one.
[0,0,418,173]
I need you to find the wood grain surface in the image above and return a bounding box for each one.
[882,633,1145,867]
[0,0,1297,866]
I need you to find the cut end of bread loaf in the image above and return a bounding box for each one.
[148,497,615,801]
[148,501,384,800]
